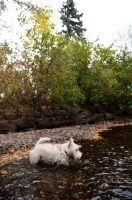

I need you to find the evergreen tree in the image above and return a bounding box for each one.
[59,0,86,39]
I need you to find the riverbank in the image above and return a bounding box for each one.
[0,119,132,166]
[1,121,132,200]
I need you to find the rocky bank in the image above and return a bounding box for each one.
[0,101,131,134]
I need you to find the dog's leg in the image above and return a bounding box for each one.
[57,157,69,166]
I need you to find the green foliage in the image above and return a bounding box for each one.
[0,42,12,67]
[0,5,132,113]
[80,44,117,105]
[47,35,91,110]
[18,7,56,98]
[80,44,132,110]
[113,48,132,109]
[0,0,6,15]
[0,42,14,101]
[50,67,85,110]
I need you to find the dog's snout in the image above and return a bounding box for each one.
[75,151,82,160]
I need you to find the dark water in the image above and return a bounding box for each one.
[0,125,132,200]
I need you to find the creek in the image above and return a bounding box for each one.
[0,125,132,199]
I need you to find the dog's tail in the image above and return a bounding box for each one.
[36,137,51,146]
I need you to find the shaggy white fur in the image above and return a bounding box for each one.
[29,137,82,166]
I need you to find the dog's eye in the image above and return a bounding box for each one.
[76,149,78,151]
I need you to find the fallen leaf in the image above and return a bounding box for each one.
[32,179,50,184]
[72,193,80,199]
[58,185,65,189]
[33,169,39,173]
[74,182,83,186]
[40,190,46,197]
[20,168,25,171]
[1,169,8,175]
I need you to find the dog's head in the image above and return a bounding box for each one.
[67,138,82,160]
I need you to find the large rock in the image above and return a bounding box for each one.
[17,117,37,131]
[23,109,36,117]
[87,114,104,124]
[3,112,21,120]
[53,109,67,116]
[0,120,17,134]
[36,118,76,129]
[79,109,91,117]
[105,113,114,120]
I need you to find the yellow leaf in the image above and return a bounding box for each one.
[74,182,83,186]
[33,169,39,173]
[72,193,80,199]
[40,191,46,197]
[58,185,65,189]
[32,180,40,183]
[41,179,51,184]
[32,179,50,184]
[1,169,8,175]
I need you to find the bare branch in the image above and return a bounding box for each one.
[13,0,36,11]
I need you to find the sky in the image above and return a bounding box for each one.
[1,0,132,46]
[36,0,132,45]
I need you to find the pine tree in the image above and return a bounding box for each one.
[59,0,86,40]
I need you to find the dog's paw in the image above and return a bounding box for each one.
[57,159,69,166]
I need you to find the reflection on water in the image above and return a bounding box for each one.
[80,125,132,200]
[0,125,132,199]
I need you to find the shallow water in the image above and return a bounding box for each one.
[0,125,132,200]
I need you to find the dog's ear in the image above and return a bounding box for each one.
[68,138,74,147]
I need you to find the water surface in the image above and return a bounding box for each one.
[0,125,132,199]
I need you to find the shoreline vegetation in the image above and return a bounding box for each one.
[1,6,132,114]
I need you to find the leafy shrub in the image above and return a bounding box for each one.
[1,7,132,112]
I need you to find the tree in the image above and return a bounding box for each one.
[18,7,56,99]
[0,0,36,14]
[59,0,86,39]
[0,0,37,37]
[0,0,6,15]
[116,24,132,50]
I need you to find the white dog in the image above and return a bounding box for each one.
[29,137,82,166]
